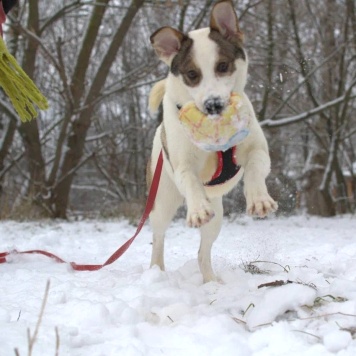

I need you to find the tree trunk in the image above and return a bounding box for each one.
[288,0,337,216]
[17,0,48,215]
[52,0,145,218]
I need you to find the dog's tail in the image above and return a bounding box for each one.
[148,79,166,115]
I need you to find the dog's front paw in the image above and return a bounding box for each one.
[247,194,278,218]
[187,200,215,228]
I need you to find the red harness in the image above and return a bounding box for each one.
[205,146,240,186]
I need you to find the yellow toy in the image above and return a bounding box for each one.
[179,93,251,152]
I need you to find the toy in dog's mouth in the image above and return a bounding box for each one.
[179,93,251,152]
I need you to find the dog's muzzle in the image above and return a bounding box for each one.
[204,96,225,115]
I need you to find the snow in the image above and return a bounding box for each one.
[1,215,356,355]
[343,162,356,177]
[261,94,348,128]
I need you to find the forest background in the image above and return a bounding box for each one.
[0,0,355,220]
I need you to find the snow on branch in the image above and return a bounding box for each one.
[261,94,356,128]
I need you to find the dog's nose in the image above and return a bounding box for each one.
[204,97,224,115]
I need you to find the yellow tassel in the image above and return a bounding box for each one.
[0,36,48,122]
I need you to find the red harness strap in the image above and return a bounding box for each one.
[0,1,6,37]
[205,146,240,186]
[0,151,163,270]
[0,1,18,36]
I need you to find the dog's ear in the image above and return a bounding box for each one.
[150,27,185,65]
[210,0,243,42]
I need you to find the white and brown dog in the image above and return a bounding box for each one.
[147,0,277,282]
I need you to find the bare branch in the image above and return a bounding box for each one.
[262,93,356,128]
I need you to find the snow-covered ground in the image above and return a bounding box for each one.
[1,215,356,355]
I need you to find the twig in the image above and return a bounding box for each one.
[55,326,60,356]
[241,261,270,275]
[252,321,273,329]
[258,280,293,289]
[292,329,321,340]
[28,280,51,356]
[243,303,255,317]
[249,260,290,273]
[314,295,348,305]
[299,312,356,321]
[231,317,247,325]
[258,279,317,290]
[250,311,356,330]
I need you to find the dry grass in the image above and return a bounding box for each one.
[99,200,146,223]
[15,280,60,356]
[240,259,290,275]
[0,192,51,221]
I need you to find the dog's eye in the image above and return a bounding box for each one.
[216,61,229,73]
[186,70,198,80]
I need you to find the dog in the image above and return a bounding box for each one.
[147,0,278,283]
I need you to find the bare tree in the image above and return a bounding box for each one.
[1,0,151,218]
[1,0,355,219]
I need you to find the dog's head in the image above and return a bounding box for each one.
[150,0,247,115]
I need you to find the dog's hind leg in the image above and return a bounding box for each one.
[149,167,183,271]
[198,196,223,283]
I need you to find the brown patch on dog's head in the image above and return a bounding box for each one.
[209,30,246,76]
[171,38,202,87]
[150,27,201,86]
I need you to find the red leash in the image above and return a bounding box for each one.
[0,151,163,271]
